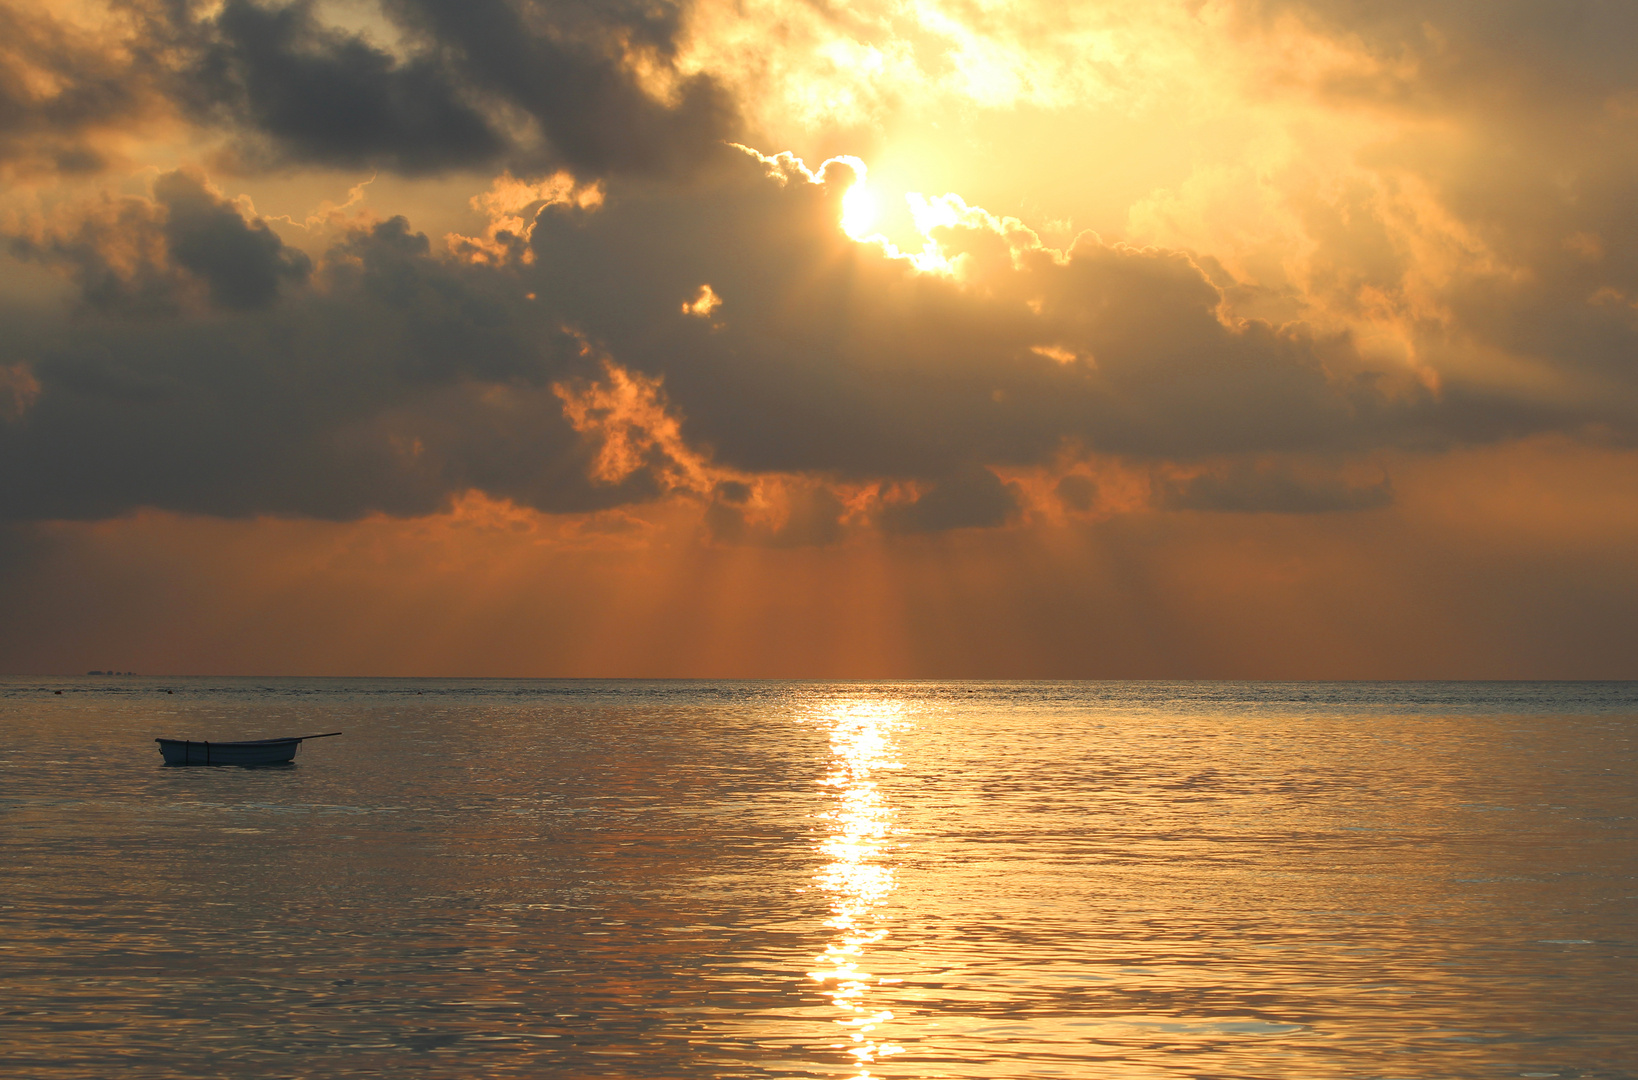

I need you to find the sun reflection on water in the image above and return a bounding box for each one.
[810,699,908,1078]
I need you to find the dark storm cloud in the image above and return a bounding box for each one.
[512,147,1638,480]
[383,0,736,176]
[158,0,736,177]
[6,145,1637,532]
[9,168,309,313]
[178,0,507,174]
[517,150,1441,476]
[1,0,736,180]
[156,169,312,308]
[0,207,643,523]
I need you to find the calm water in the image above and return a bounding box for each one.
[2,679,1635,1079]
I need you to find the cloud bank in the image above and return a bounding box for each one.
[6,138,1634,533]
[1,0,1636,674]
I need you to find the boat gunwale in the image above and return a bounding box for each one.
[154,736,302,747]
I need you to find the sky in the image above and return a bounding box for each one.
[2,0,1637,678]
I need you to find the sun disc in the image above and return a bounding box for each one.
[841,183,879,239]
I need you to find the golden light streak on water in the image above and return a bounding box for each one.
[809,698,909,1078]
[6,680,1637,1078]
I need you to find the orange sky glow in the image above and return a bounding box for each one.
[2,0,1636,676]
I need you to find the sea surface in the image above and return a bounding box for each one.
[1,678,1635,1079]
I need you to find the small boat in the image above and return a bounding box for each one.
[155,732,341,766]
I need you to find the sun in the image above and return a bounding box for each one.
[841,178,879,240]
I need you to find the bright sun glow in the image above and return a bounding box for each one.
[818,155,961,274]
[841,182,879,240]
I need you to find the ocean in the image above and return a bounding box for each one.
[2,678,1634,1078]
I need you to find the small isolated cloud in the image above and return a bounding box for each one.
[681,283,722,318]
[1155,461,1394,514]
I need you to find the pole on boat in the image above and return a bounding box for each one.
[293,732,343,741]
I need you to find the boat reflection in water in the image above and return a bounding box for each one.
[810,699,908,1078]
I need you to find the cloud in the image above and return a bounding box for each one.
[519,147,1603,475]
[389,0,738,176]
[770,483,847,546]
[173,0,507,175]
[1,207,605,521]
[0,2,158,175]
[880,466,1020,533]
[1154,461,1394,514]
[154,169,313,308]
[153,0,738,178]
[701,475,851,546]
[0,361,40,421]
[3,437,1635,678]
[3,143,1633,532]
[1105,0,1638,444]
[1055,473,1097,512]
[1,0,742,181]
[3,0,1638,677]
[8,167,311,314]
[1231,0,1638,110]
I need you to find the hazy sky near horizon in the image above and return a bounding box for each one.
[2,0,1637,677]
